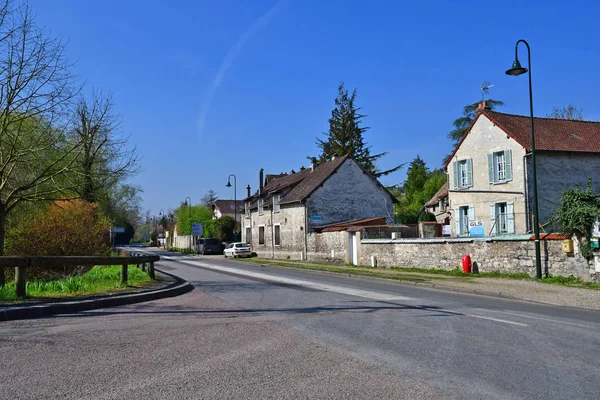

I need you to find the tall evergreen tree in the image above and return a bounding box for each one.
[312,83,403,178]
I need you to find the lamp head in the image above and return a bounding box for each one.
[506,59,528,76]
[226,178,232,187]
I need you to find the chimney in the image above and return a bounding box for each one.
[259,168,264,196]
[477,101,490,113]
[290,169,295,174]
[246,184,251,198]
[310,157,317,172]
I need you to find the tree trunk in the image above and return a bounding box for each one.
[0,205,6,257]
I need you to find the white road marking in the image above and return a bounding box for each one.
[476,309,594,328]
[466,314,528,326]
[164,256,415,302]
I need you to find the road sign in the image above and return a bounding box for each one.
[111,227,125,233]
[192,223,204,236]
[309,214,322,223]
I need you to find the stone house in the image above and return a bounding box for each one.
[424,183,449,224]
[242,155,398,260]
[211,200,244,221]
[446,105,600,237]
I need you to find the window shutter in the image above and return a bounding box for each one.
[488,153,494,183]
[467,205,475,223]
[453,162,459,189]
[454,208,460,237]
[504,149,513,181]
[506,202,515,234]
[466,158,473,187]
[490,203,496,236]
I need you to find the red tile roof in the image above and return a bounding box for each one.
[444,110,600,168]
[212,200,244,215]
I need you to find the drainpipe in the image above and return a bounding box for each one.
[523,154,531,233]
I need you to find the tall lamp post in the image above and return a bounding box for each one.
[226,174,237,241]
[184,196,192,250]
[506,39,542,279]
[159,209,165,248]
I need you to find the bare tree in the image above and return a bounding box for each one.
[547,105,584,120]
[0,2,80,254]
[71,90,139,203]
[201,189,218,207]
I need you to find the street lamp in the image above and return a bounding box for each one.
[184,196,192,250]
[506,39,542,279]
[159,209,164,248]
[226,174,237,241]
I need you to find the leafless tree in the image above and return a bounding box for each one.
[70,90,139,203]
[547,105,584,120]
[0,1,80,254]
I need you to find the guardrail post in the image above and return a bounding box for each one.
[149,262,155,280]
[0,266,4,287]
[141,262,146,272]
[15,266,26,297]
[121,264,128,284]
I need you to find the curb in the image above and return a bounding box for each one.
[0,268,194,322]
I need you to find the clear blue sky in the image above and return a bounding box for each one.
[30,0,600,216]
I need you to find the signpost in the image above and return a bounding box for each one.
[192,223,204,237]
[109,227,125,250]
[309,215,322,224]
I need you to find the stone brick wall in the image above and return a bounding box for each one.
[359,238,592,279]
[307,231,348,263]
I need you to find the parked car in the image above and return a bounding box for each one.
[197,238,222,255]
[223,242,252,258]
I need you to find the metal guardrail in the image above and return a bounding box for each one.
[0,254,160,298]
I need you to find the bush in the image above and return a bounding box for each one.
[6,200,112,280]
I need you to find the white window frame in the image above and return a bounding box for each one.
[489,150,512,184]
[495,151,506,182]
[245,202,250,218]
[490,202,515,235]
[273,195,280,213]
[459,161,468,187]
[274,224,281,246]
[258,199,263,216]
[258,225,265,245]
[453,159,473,189]
[459,206,469,236]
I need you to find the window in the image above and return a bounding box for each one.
[488,150,513,184]
[455,205,474,236]
[245,227,252,245]
[258,226,265,244]
[273,194,280,213]
[258,199,263,215]
[453,159,473,189]
[274,225,281,246]
[245,202,250,218]
[490,202,514,235]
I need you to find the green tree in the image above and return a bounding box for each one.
[312,83,403,178]
[551,180,600,260]
[212,216,237,242]
[175,204,213,236]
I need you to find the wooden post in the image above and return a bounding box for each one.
[141,262,146,272]
[15,266,26,297]
[0,266,5,287]
[121,264,128,284]
[149,262,155,280]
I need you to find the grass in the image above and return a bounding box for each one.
[237,257,600,289]
[0,265,153,301]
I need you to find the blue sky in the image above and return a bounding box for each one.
[30,0,600,216]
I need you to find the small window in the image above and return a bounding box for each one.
[489,150,513,184]
[453,159,473,189]
[273,195,280,213]
[274,225,281,246]
[258,199,263,215]
[259,226,265,245]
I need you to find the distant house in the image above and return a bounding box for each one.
[242,155,398,259]
[211,200,244,221]
[445,104,600,237]
[424,183,449,224]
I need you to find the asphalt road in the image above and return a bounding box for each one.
[1,249,600,399]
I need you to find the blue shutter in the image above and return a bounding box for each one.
[454,208,460,237]
[507,202,515,234]
[488,153,494,184]
[490,203,496,236]
[504,149,513,181]
[466,158,473,187]
[453,162,459,189]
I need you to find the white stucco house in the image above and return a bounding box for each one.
[446,104,600,237]
[242,155,398,260]
[211,200,244,221]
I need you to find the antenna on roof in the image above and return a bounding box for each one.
[481,80,495,102]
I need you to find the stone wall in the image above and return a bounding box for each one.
[359,238,592,279]
[306,231,347,263]
[173,234,193,250]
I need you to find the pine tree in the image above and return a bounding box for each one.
[313,83,403,178]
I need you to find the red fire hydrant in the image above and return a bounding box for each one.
[462,254,472,274]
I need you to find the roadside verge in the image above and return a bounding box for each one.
[0,268,194,322]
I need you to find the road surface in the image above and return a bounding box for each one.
[1,249,599,399]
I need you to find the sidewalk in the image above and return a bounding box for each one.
[239,258,600,310]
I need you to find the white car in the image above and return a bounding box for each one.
[224,242,252,258]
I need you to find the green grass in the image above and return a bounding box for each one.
[237,258,600,289]
[0,265,152,301]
